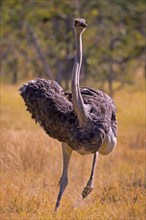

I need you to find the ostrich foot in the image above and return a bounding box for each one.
[82,184,94,199]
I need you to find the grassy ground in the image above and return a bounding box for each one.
[0,82,145,220]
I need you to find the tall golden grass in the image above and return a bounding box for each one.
[1,82,145,220]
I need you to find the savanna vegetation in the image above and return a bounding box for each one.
[1,0,145,96]
[1,80,145,219]
[0,0,145,219]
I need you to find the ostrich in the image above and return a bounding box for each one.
[19,18,117,211]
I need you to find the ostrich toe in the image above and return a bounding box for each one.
[82,184,94,199]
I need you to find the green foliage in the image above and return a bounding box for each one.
[0,0,145,94]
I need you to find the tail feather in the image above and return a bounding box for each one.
[19,80,37,94]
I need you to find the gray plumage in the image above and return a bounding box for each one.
[19,18,117,211]
[19,79,117,154]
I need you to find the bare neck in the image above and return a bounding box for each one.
[71,30,89,127]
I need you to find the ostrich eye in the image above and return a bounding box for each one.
[74,20,78,25]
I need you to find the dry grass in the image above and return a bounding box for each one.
[0,83,145,220]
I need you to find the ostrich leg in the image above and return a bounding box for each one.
[55,142,72,211]
[82,152,98,199]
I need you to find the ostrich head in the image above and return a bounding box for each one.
[71,17,90,127]
[73,18,88,33]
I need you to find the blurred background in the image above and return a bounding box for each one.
[1,0,145,96]
[1,1,145,219]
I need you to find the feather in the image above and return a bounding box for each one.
[19,78,117,154]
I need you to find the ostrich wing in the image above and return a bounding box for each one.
[19,79,117,154]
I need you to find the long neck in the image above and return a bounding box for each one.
[71,31,89,127]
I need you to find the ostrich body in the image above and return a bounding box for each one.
[19,18,117,210]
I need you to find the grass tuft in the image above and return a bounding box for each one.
[1,83,145,219]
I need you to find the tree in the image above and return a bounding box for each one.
[0,0,145,95]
